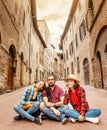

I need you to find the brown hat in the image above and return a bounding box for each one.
[64,74,80,83]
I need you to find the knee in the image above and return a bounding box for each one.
[14,104,20,111]
[64,109,69,115]
[63,105,69,110]
[97,109,101,115]
[42,106,48,112]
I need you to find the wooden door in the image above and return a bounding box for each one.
[7,58,13,90]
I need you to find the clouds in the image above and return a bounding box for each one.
[36,0,73,43]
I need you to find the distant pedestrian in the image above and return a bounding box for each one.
[41,74,69,124]
[13,81,46,125]
[64,74,101,124]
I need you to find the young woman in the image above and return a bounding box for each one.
[13,81,46,125]
[64,74,101,124]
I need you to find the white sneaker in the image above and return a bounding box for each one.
[62,118,69,124]
[85,117,99,124]
[69,117,77,123]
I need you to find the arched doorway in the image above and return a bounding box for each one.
[20,52,24,86]
[94,26,107,89]
[96,51,104,88]
[7,45,16,90]
[83,58,90,84]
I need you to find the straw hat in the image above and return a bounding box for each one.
[64,74,80,83]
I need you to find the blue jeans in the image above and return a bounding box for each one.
[64,108,101,119]
[42,105,69,121]
[14,101,40,121]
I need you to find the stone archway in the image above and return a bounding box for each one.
[7,45,16,90]
[94,26,107,89]
[83,58,90,84]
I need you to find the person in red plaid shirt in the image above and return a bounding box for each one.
[63,74,101,124]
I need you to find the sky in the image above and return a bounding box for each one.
[36,0,73,47]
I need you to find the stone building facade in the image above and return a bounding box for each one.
[37,20,52,81]
[61,0,92,85]
[87,0,107,89]
[0,0,46,93]
[38,20,63,80]
[61,0,107,89]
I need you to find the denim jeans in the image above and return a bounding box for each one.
[64,108,101,119]
[14,101,40,121]
[42,105,69,121]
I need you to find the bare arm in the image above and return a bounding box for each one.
[43,97,54,107]
[54,96,64,107]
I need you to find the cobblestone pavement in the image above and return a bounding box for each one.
[0,81,107,130]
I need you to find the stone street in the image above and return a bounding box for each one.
[0,80,107,130]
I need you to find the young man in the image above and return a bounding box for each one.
[41,75,69,124]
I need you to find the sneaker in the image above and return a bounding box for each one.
[62,118,69,124]
[34,117,42,125]
[41,114,50,120]
[69,117,77,123]
[85,117,99,124]
[14,115,22,121]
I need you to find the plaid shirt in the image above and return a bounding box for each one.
[64,86,89,116]
[20,88,43,105]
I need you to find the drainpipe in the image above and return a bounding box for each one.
[29,28,31,84]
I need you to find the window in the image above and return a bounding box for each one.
[63,53,65,62]
[28,32,31,43]
[69,42,73,55]
[26,60,27,72]
[23,11,25,26]
[88,0,94,13]
[77,57,80,73]
[66,49,68,60]
[83,58,90,84]
[75,34,78,47]
[69,44,71,55]
[67,67,69,76]
[71,62,74,74]
[28,6,29,13]
[79,19,86,40]
[36,52,38,60]
[71,43,73,53]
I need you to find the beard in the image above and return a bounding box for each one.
[48,82,55,87]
